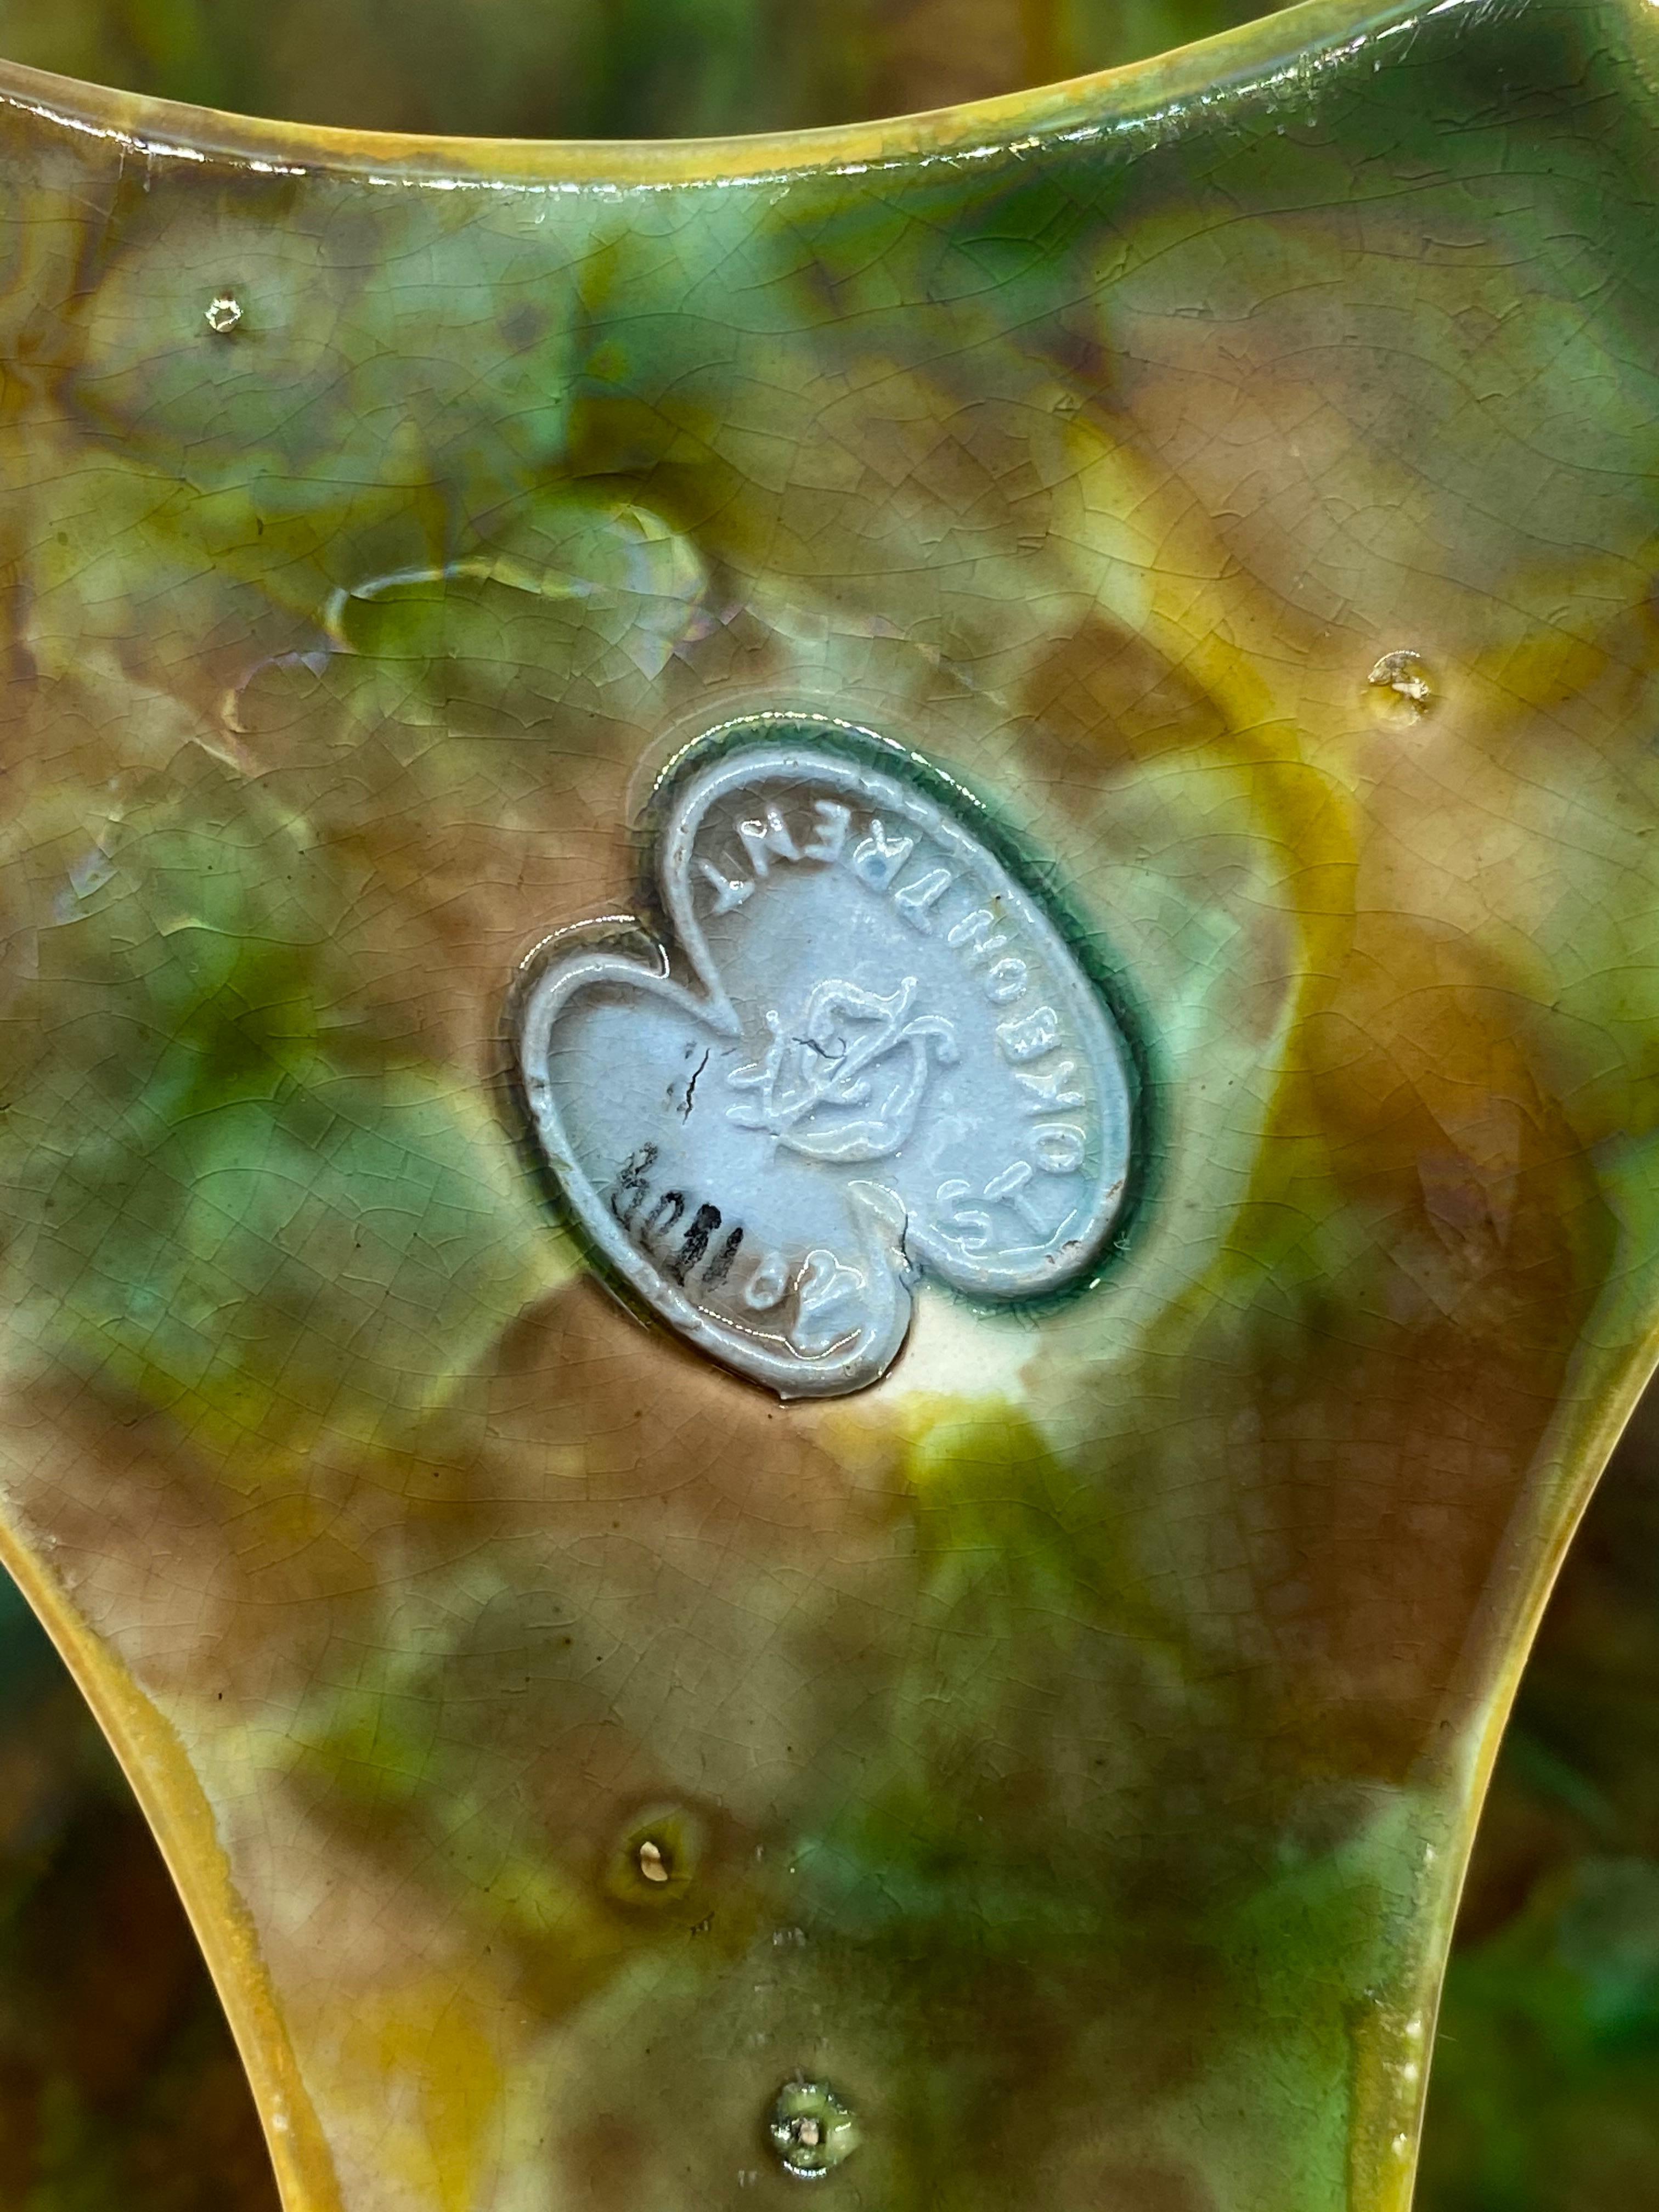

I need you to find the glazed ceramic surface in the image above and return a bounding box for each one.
[2,1,1658,2207]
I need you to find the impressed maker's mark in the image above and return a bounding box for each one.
[516,732,1136,1397]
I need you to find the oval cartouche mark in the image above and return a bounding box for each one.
[515,721,1137,1397]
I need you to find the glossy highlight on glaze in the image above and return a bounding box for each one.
[1,1,1658,2207]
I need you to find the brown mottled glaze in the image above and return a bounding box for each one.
[2,2,1658,2205]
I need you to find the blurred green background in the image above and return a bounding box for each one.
[0,0,1265,137]
[0,0,1655,2205]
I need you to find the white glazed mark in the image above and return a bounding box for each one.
[516,733,1135,1397]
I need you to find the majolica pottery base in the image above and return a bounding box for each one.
[2,1,1659,2205]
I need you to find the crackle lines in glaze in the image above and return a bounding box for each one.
[0,1,1658,2208]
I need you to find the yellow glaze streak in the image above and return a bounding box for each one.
[2,1,1659,2206]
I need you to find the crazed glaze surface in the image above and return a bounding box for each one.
[1,1,1658,2205]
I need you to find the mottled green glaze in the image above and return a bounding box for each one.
[2,3,1658,2207]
